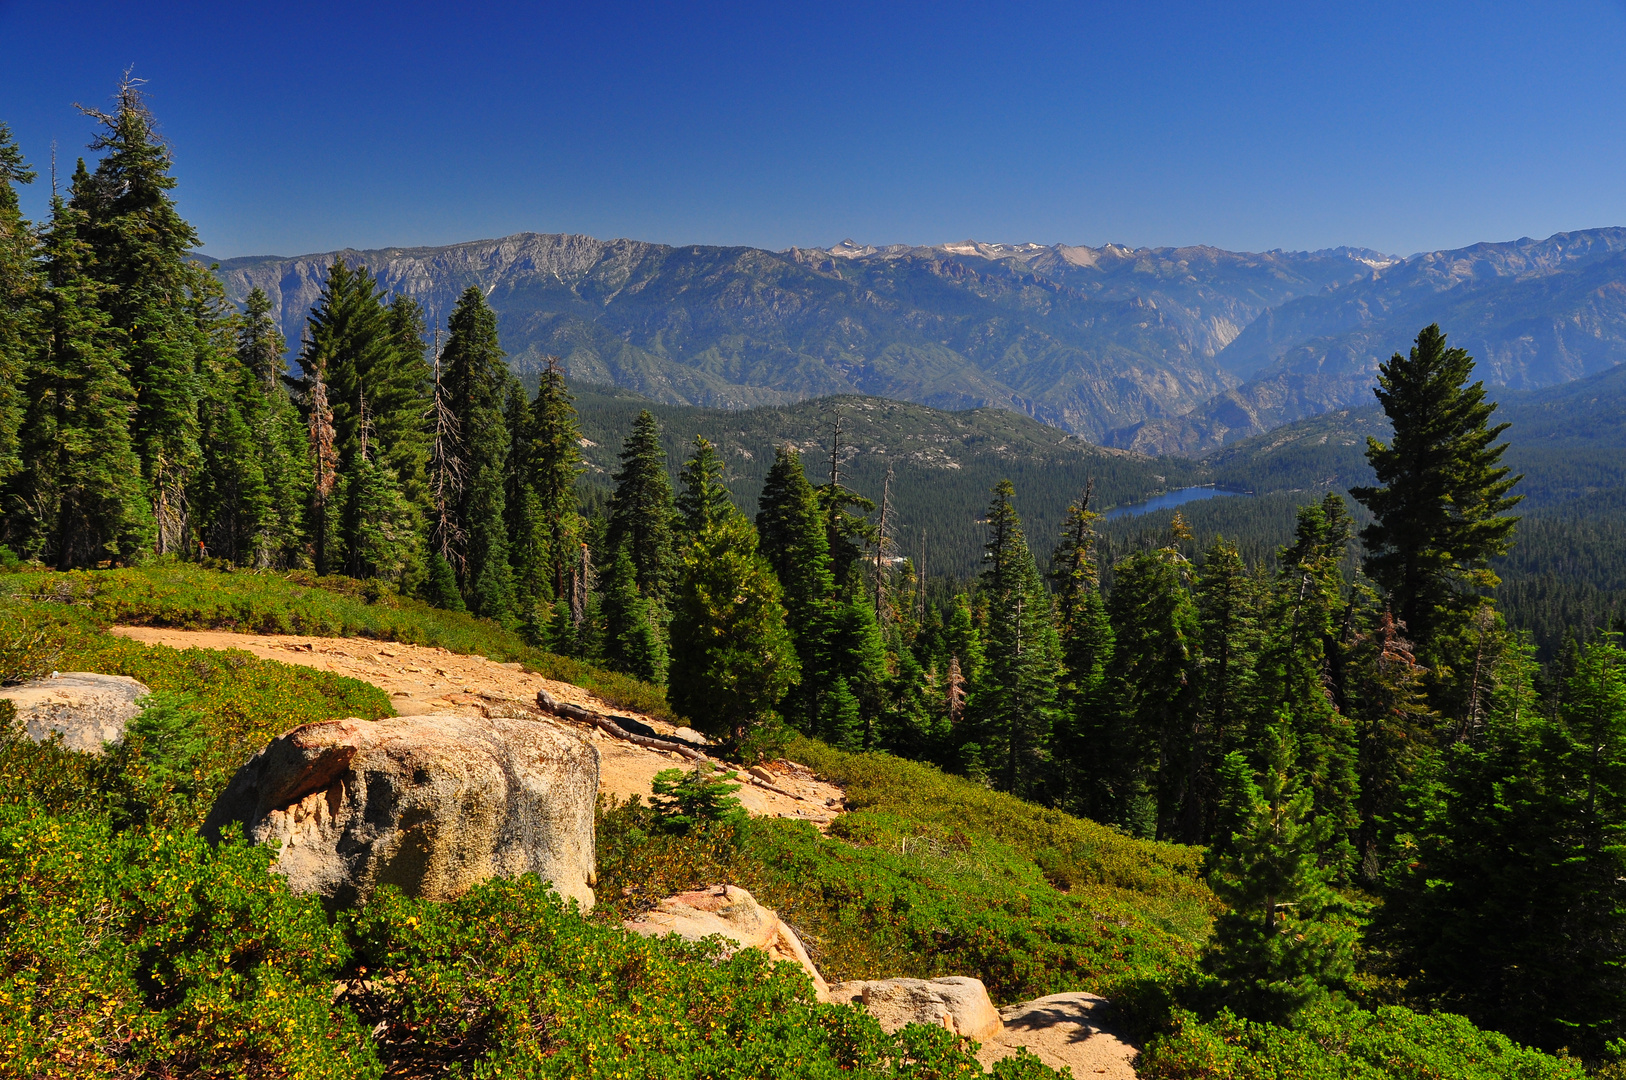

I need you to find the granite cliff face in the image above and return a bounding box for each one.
[1112,230,1626,454]
[215,228,1626,449]
[213,234,1385,441]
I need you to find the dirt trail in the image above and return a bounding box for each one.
[110,626,844,827]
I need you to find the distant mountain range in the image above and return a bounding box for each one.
[213,227,1626,447]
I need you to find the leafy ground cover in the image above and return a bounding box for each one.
[0,579,1593,1078]
[0,563,673,719]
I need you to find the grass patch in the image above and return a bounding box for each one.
[596,741,1219,1005]
[0,565,674,721]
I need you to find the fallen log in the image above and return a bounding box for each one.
[535,689,711,765]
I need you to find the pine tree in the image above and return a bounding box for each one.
[676,436,734,537]
[607,410,677,601]
[1346,603,1433,881]
[196,288,307,566]
[668,512,799,748]
[440,287,512,619]
[304,355,339,574]
[1105,520,1200,838]
[1386,635,1626,1054]
[1051,486,1116,814]
[756,446,838,727]
[1187,537,1262,844]
[1258,494,1360,866]
[602,539,668,683]
[967,480,1061,799]
[1204,727,1358,1025]
[0,122,36,488]
[1351,324,1523,661]
[816,406,876,587]
[13,191,152,566]
[504,378,547,628]
[72,78,216,554]
[528,357,584,602]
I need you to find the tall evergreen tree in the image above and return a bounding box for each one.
[13,190,152,566]
[1258,494,1360,864]
[1386,636,1626,1054]
[441,287,512,619]
[966,480,1061,799]
[1187,537,1263,844]
[607,410,676,601]
[676,436,734,537]
[0,122,36,489]
[668,512,799,748]
[528,357,584,602]
[1351,324,1523,663]
[1105,518,1200,838]
[504,378,546,626]
[1203,727,1358,1025]
[1051,489,1116,813]
[1346,603,1433,881]
[757,445,837,730]
[196,289,308,566]
[72,79,217,554]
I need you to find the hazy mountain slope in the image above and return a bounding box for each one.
[212,234,1385,440]
[1115,230,1626,453]
[1205,359,1626,506]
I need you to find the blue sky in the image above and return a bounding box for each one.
[3,1,1626,259]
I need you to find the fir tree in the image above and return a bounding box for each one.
[1105,519,1200,838]
[1351,324,1523,661]
[1051,486,1116,814]
[13,191,152,566]
[602,539,668,684]
[668,512,799,748]
[1386,635,1626,1054]
[1187,537,1263,844]
[441,287,513,620]
[756,445,837,730]
[528,357,584,602]
[676,436,734,537]
[504,378,547,627]
[1346,603,1433,881]
[967,480,1061,799]
[0,122,36,487]
[1204,727,1359,1025]
[607,409,676,601]
[72,78,216,554]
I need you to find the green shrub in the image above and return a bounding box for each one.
[648,764,747,834]
[346,874,1038,1078]
[1136,1002,1586,1080]
[0,807,377,1079]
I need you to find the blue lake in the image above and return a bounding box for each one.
[1105,486,1250,520]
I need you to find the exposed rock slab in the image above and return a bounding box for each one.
[828,977,1003,1041]
[975,992,1137,1078]
[0,672,149,754]
[202,714,598,910]
[623,885,829,1000]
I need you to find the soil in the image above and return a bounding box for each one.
[976,992,1139,1078]
[109,626,845,828]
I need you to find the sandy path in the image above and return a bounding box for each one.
[976,993,1138,1078]
[109,626,844,827]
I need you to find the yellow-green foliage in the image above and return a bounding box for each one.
[0,564,674,719]
[1136,1004,1585,1080]
[597,742,1220,1005]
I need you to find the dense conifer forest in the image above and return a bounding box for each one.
[3,82,1626,1076]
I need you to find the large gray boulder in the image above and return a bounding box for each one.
[0,672,149,754]
[202,714,599,910]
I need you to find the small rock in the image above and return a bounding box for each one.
[671,726,710,746]
[389,695,438,716]
[499,662,523,671]
[828,977,1002,1041]
[0,672,150,754]
[623,884,829,1000]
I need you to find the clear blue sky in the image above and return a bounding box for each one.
[4,0,1626,259]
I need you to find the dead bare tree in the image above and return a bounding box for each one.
[428,323,466,571]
